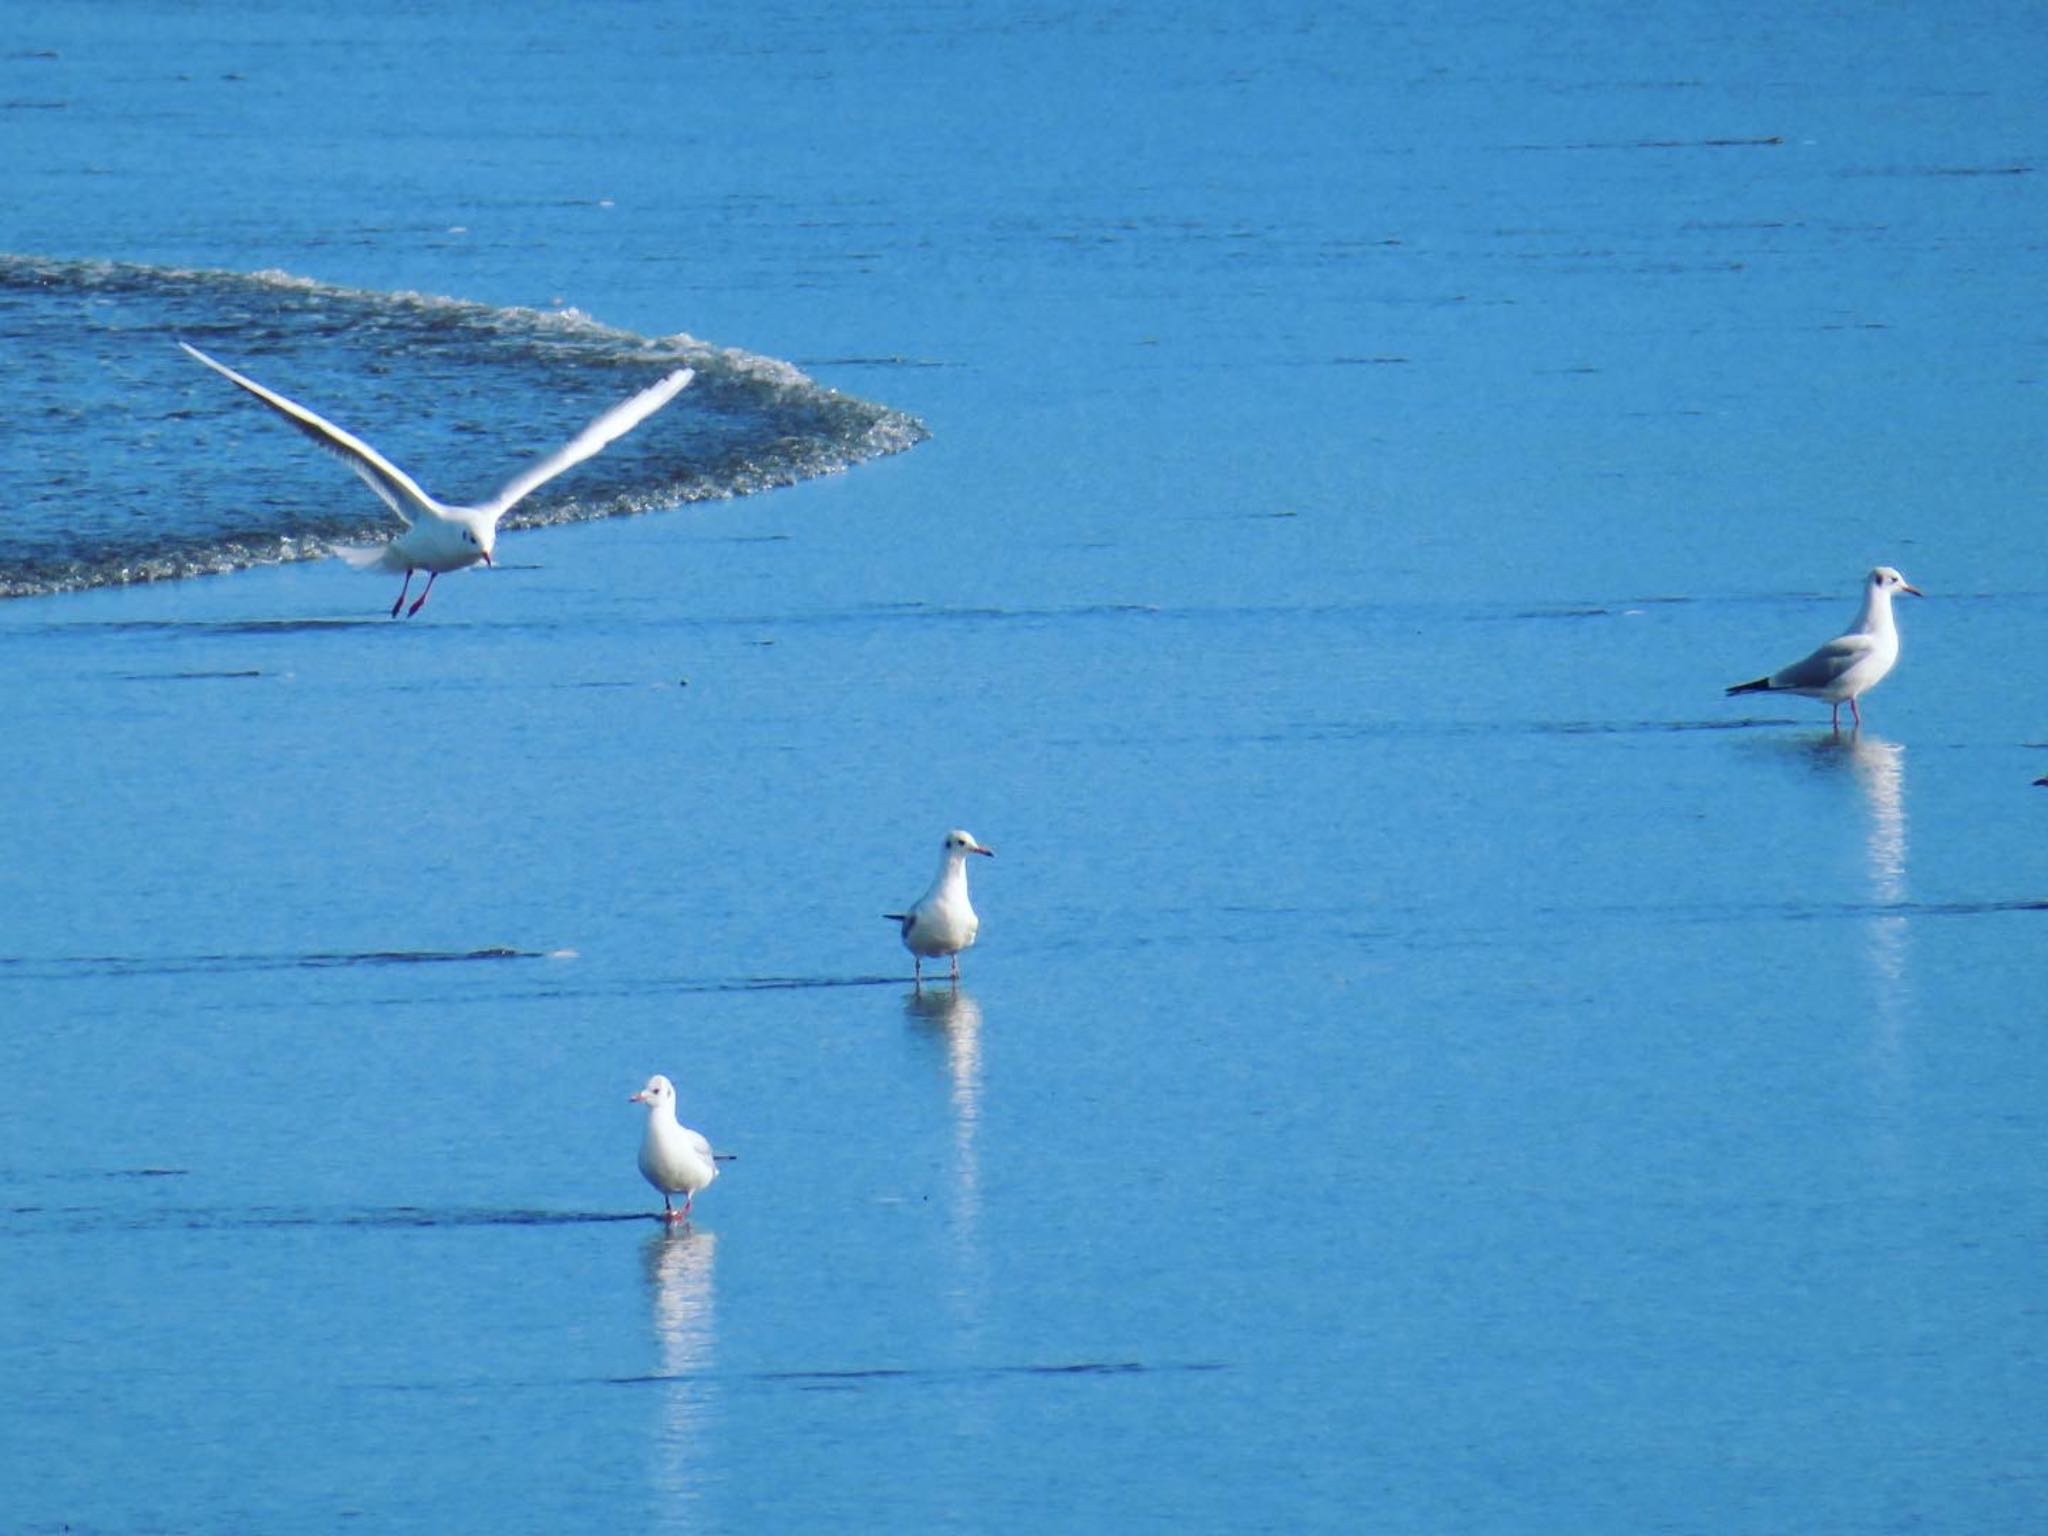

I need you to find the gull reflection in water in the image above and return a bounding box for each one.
[1811,731,1914,1154]
[642,1225,718,1523]
[906,986,986,1316]
[1813,730,1909,978]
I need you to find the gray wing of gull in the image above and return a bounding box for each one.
[1773,632,1876,690]
[480,367,695,524]
[179,342,438,527]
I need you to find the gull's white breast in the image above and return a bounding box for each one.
[640,1117,718,1198]
[904,889,979,959]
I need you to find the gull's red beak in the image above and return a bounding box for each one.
[481,549,494,567]
[1901,582,1922,597]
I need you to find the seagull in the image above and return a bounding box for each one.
[1725,565,1923,730]
[178,341,694,617]
[628,1074,719,1224]
[885,829,995,986]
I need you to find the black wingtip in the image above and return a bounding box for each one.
[1725,678,1771,697]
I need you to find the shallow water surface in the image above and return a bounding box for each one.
[4,1,2047,1532]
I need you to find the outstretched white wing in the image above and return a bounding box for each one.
[481,367,694,523]
[178,342,440,526]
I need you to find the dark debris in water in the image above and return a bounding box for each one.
[303,947,539,968]
[0,1168,190,1185]
[116,668,265,681]
[2,946,559,980]
[1,1204,651,1233]
[203,1207,643,1230]
[1534,718,1769,735]
[648,973,905,995]
[607,1359,1230,1390]
[1509,134,1784,153]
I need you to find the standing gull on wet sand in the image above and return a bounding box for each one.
[1726,566,1923,730]
[629,1074,719,1223]
[886,829,995,986]
[178,342,694,617]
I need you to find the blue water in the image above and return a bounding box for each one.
[6,2,2048,1531]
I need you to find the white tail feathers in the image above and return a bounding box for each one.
[332,541,398,571]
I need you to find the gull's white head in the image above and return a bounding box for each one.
[460,514,497,567]
[629,1074,676,1111]
[1870,566,1922,598]
[943,829,995,860]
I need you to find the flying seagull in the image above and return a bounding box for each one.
[179,341,693,617]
